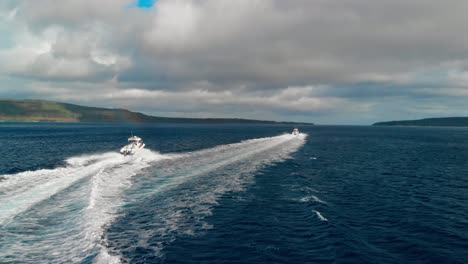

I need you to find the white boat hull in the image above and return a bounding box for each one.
[120,143,145,156]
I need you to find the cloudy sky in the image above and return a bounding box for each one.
[1,0,468,124]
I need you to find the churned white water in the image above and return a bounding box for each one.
[0,134,306,263]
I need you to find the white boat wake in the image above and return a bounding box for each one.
[0,150,165,225]
[0,134,306,263]
[0,149,168,263]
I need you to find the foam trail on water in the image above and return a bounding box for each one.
[104,134,307,261]
[300,195,327,204]
[0,149,168,263]
[86,149,176,263]
[313,210,328,221]
[153,134,306,194]
[0,134,306,263]
[0,155,110,225]
[0,151,160,225]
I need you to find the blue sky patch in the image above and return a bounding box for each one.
[136,0,157,9]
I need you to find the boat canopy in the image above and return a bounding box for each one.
[128,136,142,142]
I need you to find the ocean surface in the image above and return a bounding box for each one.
[0,123,467,263]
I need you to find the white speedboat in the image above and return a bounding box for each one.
[120,136,145,156]
[292,128,300,136]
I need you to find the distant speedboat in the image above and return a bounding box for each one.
[120,136,145,156]
[292,128,300,136]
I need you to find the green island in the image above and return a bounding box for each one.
[373,117,468,127]
[0,99,312,125]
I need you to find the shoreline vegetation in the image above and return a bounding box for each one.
[373,117,468,127]
[0,99,313,125]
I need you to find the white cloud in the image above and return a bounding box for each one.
[1,0,468,124]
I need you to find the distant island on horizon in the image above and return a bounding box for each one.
[0,99,313,125]
[373,117,468,127]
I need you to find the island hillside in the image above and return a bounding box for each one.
[0,99,312,125]
[373,117,468,127]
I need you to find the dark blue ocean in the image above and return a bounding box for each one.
[0,123,467,263]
